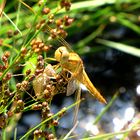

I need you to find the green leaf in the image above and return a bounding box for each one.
[117,14,140,34]
[22,53,37,75]
[96,38,140,57]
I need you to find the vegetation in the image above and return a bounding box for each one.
[0,0,140,139]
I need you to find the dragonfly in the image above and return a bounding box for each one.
[54,46,107,104]
[45,24,106,104]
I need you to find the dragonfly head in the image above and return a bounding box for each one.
[54,46,69,63]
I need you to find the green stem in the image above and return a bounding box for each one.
[2,128,6,140]
[76,24,106,49]
[19,99,83,140]
[93,91,119,125]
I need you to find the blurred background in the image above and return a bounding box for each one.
[57,1,140,139]
[1,0,140,139]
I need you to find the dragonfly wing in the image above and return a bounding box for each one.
[73,86,81,125]
[66,78,78,96]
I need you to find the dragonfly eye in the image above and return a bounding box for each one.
[60,47,69,62]
[55,46,69,62]
[54,48,62,62]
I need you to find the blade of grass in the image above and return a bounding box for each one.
[62,121,79,140]
[127,2,140,11]
[69,0,135,12]
[18,0,47,47]
[96,38,140,57]
[2,128,6,140]
[81,127,140,140]
[19,98,84,140]
[71,0,115,10]
[120,119,140,140]
[2,11,22,35]
[115,0,121,10]
[76,24,106,49]
[1,43,18,54]
[14,128,17,140]
[0,0,6,16]
[93,91,119,125]
[71,0,117,11]
[19,0,35,14]
[117,14,140,34]
[15,1,21,26]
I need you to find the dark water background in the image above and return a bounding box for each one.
[19,27,140,139]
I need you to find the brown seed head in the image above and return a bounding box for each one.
[4,51,10,58]
[48,133,55,139]
[0,39,3,46]
[42,7,50,15]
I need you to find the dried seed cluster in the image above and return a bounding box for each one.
[32,102,66,140]
[16,80,29,92]
[0,0,73,138]
[7,30,19,38]
[42,7,50,15]
[0,51,10,72]
[48,15,74,39]
[60,0,71,11]
[32,104,66,140]
[21,47,27,57]
[33,62,68,101]
[0,51,14,122]
[14,99,25,113]
[0,113,8,128]
[34,129,57,140]
[30,39,51,54]
[36,2,74,40]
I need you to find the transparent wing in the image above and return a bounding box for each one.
[73,85,81,125]
[66,78,81,124]
[66,78,78,96]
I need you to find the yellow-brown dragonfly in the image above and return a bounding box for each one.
[44,24,106,104]
[54,46,107,104]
